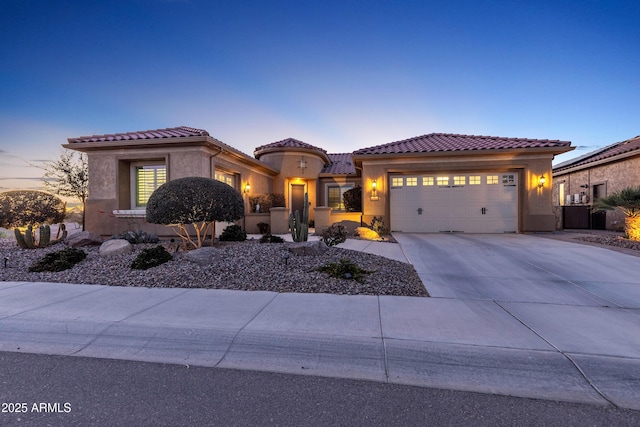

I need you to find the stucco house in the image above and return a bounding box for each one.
[552,135,640,230]
[63,126,572,237]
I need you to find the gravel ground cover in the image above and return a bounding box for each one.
[0,237,428,297]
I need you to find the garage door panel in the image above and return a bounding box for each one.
[390,173,518,233]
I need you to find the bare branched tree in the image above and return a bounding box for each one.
[40,150,88,230]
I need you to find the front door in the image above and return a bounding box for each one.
[291,184,305,215]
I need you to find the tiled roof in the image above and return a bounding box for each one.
[254,138,328,156]
[353,133,571,155]
[321,153,356,175]
[67,126,209,143]
[553,135,640,172]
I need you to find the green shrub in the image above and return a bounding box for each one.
[321,223,348,247]
[0,190,66,229]
[111,230,159,244]
[370,216,389,236]
[343,187,362,212]
[219,224,247,242]
[259,233,284,243]
[146,177,244,249]
[315,259,371,283]
[249,193,286,213]
[29,247,87,272]
[131,246,172,270]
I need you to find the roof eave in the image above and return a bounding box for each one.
[553,149,640,176]
[254,146,331,164]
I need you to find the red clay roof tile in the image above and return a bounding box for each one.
[322,153,356,175]
[353,133,571,155]
[254,138,328,155]
[67,126,209,143]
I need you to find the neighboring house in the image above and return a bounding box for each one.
[64,126,572,237]
[552,135,640,231]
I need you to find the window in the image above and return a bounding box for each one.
[453,176,466,186]
[469,176,481,185]
[327,184,353,210]
[391,177,404,187]
[133,164,166,208]
[487,175,499,185]
[422,177,434,186]
[406,177,418,186]
[559,182,565,206]
[215,171,236,188]
[502,174,515,185]
[437,176,449,187]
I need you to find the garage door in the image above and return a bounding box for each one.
[390,173,518,233]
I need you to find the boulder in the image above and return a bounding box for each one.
[184,246,220,266]
[66,231,104,247]
[99,239,133,256]
[288,240,329,256]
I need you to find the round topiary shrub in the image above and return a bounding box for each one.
[0,190,66,229]
[146,177,245,248]
[219,224,247,242]
[131,246,173,270]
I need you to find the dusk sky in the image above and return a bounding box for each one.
[1,0,638,192]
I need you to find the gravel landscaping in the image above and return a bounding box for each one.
[0,237,429,297]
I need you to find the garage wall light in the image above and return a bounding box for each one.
[371,179,379,201]
[538,175,546,188]
[244,183,251,194]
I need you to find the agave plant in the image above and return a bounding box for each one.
[592,186,640,241]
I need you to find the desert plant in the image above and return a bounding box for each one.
[29,247,87,272]
[249,193,286,213]
[146,177,244,249]
[0,190,66,230]
[369,216,389,236]
[289,193,309,242]
[257,222,270,234]
[111,230,159,244]
[14,224,67,249]
[321,223,348,247]
[593,185,640,241]
[219,224,247,241]
[259,233,284,243]
[131,246,172,270]
[343,186,362,212]
[315,258,371,283]
[39,150,88,230]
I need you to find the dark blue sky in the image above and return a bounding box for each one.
[1,0,639,189]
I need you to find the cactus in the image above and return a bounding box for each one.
[38,225,51,248]
[289,193,309,242]
[13,224,65,249]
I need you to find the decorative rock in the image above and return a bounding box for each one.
[99,239,133,256]
[65,231,104,247]
[184,246,220,266]
[288,240,329,256]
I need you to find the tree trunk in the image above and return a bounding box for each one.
[626,216,640,241]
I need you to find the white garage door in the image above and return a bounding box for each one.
[390,173,518,233]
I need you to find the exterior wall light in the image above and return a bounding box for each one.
[538,175,546,188]
[371,179,379,201]
[244,183,251,194]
